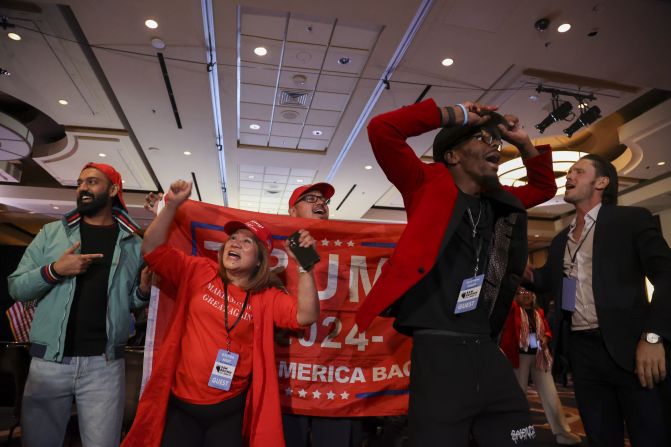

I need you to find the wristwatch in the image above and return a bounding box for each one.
[642,332,662,344]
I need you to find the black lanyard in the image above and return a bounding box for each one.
[223,282,250,352]
[566,220,595,265]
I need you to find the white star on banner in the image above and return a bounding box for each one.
[321,238,330,246]
[334,240,342,247]
[298,389,307,398]
[340,391,350,400]
[347,240,355,247]
[326,391,335,400]
[285,387,292,396]
[312,390,322,399]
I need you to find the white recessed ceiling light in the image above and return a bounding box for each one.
[183,151,191,155]
[247,175,255,179]
[658,161,666,166]
[122,180,126,183]
[297,179,304,183]
[557,23,571,33]
[529,95,539,101]
[52,206,60,210]
[254,47,267,56]
[98,153,106,157]
[534,234,540,238]
[145,19,159,29]
[441,58,454,67]
[249,123,261,130]
[364,165,373,170]
[58,99,68,105]
[312,130,323,136]
[8,32,21,41]
[338,57,350,65]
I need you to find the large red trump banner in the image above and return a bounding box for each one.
[143,201,412,417]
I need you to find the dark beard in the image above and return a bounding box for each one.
[76,193,110,216]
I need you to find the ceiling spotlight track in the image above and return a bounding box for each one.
[563,105,602,138]
[534,84,601,137]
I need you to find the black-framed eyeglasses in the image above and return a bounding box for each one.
[298,194,330,205]
[452,129,502,152]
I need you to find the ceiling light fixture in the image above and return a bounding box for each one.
[338,57,350,65]
[151,38,166,49]
[183,151,191,155]
[254,47,267,56]
[657,161,666,166]
[557,23,572,33]
[52,206,60,210]
[535,101,573,134]
[441,58,454,67]
[364,165,373,170]
[8,32,21,41]
[145,19,159,29]
[0,67,11,76]
[247,175,255,179]
[297,179,304,183]
[563,105,601,138]
[98,153,106,157]
[249,124,261,130]
[58,99,69,105]
[312,130,323,136]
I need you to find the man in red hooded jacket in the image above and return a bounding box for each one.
[356,99,557,446]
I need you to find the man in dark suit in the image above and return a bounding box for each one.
[356,99,557,446]
[526,154,671,446]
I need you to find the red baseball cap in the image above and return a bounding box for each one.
[288,182,335,208]
[224,219,274,252]
[82,162,126,211]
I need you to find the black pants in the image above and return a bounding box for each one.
[161,392,246,447]
[569,330,670,447]
[282,414,363,447]
[409,332,535,447]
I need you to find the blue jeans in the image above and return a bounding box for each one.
[22,356,125,447]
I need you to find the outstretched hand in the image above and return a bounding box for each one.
[165,180,192,208]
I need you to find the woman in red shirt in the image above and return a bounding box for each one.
[122,180,320,447]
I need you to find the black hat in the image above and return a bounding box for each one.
[432,111,508,163]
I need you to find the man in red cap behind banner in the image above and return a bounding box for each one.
[8,162,152,447]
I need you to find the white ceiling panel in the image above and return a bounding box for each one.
[240,83,276,104]
[311,91,349,111]
[290,168,317,177]
[269,136,299,148]
[274,106,307,123]
[279,69,319,90]
[297,139,328,151]
[263,173,289,183]
[283,42,327,70]
[239,35,283,65]
[239,180,263,189]
[239,164,265,174]
[240,119,270,133]
[240,9,288,39]
[287,17,334,45]
[266,166,291,175]
[239,133,269,146]
[240,102,274,121]
[322,47,369,74]
[316,74,358,94]
[270,122,304,137]
[306,109,341,126]
[240,63,278,86]
[301,125,334,140]
[331,23,380,50]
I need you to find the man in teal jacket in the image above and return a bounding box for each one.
[8,162,150,447]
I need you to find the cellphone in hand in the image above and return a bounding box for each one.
[288,231,320,271]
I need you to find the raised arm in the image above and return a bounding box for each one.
[285,229,320,326]
[142,180,192,256]
[498,115,557,208]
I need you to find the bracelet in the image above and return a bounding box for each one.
[456,103,468,126]
[445,106,456,126]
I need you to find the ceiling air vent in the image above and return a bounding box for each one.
[278,90,311,108]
